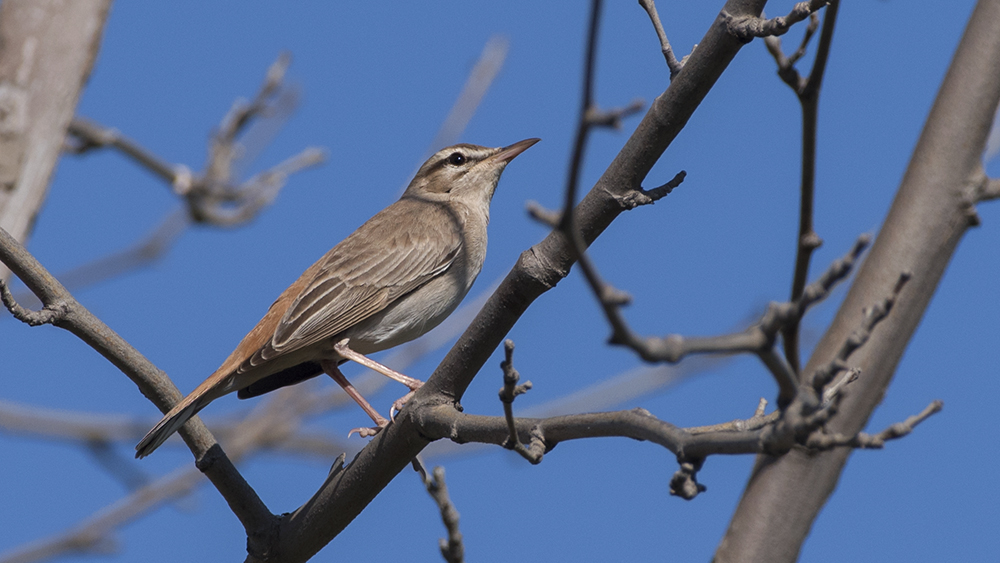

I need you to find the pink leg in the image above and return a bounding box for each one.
[334,339,424,390]
[334,339,424,421]
[321,360,388,438]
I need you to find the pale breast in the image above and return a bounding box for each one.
[331,196,490,356]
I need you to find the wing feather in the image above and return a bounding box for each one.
[265,197,462,358]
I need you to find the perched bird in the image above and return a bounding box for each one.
[136,138,539,458]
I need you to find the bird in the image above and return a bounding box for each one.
[135,138,539,458]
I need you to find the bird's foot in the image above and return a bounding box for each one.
[348,422,387,439]
[389,383,423,422]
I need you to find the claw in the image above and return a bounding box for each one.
[348,423,386,439]
[390,389,417,422]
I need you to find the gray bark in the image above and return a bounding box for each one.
[0,0,112,282]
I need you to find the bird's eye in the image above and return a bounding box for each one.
[447,152,466,166]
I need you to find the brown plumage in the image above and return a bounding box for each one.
[136,138,539,458]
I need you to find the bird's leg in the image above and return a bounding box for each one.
[334,339,424,390]
[320,359,388,438]
[334,339,424,421]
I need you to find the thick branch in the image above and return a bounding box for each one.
[717,1,1000,560]
[0,0,112,283]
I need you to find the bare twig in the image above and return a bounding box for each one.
[687,398,775,434]
[66,53,326,229]
[525,200,562,227]
[416,389,938,502]
[0,278,64,325]
[759,272,915,454]
[638,0,684,77]
[65,118,179,183]
[414,459,465,563]
[725,0,829,41]
[47,54,325,299]
[807,272,910,393]
[586,99,645,129]
[805,400,943,449]
[497,340,542,463]
[766,0,841,374]
[961,169,1000,225]
[763,12,820,91]
[983,177,1000,200]
[593,236,867,405]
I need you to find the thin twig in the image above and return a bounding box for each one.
[725,0,829,41]
[497,340,541,463]
[0,278,64,325]
[638,0,684,78]
[417,389,940,502]
[807,271,910,393]
[774,0,841,374]
[414,458,465,563]
[806,400,943,449]
[66,53,325,229]
[982,177,1000,200]
[595,236,867,406]
[586,99,645,129]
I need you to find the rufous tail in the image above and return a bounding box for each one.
[135,393,210,458]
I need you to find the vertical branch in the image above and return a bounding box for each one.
[780,0,841,374]
[717,0,1000,560]
[560,0,603,226]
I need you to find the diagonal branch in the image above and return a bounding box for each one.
[0,226,274,540]
[269,2,779,559]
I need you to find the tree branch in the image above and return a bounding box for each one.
[725,1,829,41]
[764,0,841,374]
[266,2,776,559]
[0,0,112,283]
[413,460,465,563]
[66,53,326,229]
[716,0,1000,559]
[638,0,685,78]
[0,226,275,540]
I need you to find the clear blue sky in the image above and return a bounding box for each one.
[3,1,997,561]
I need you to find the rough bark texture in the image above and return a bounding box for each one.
[714,1,1000,560]
[0,0,112,282]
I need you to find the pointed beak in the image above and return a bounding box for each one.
[492,138,541,164]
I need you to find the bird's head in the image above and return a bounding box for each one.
[403,138,540,203]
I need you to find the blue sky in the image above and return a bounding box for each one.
[2,1,998,562]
